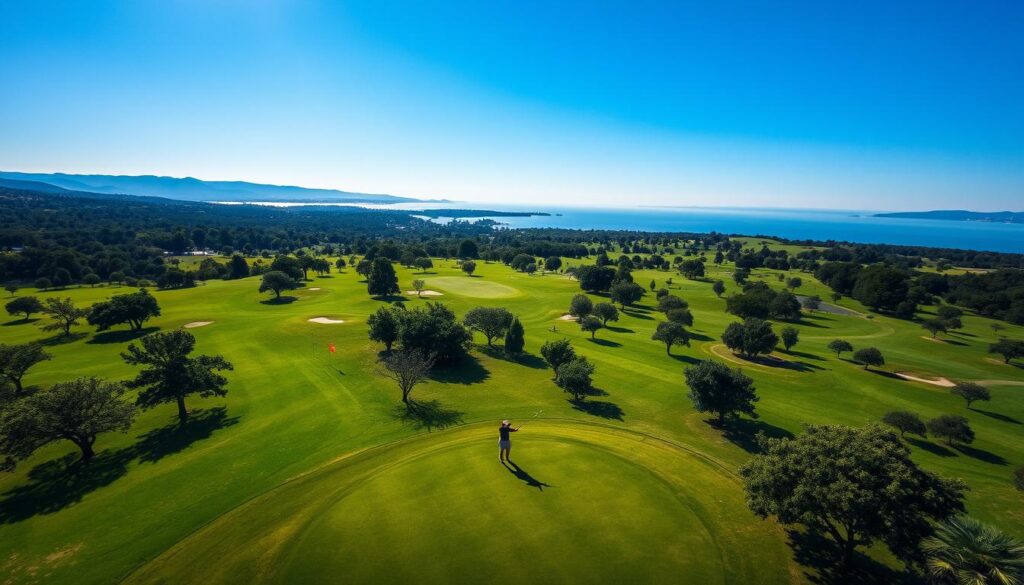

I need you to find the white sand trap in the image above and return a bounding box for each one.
[308,317,345,324]
[183,321,213,328]
[307,287,321,291]
[896,372,954,387]
[558,314,578,321]
[920,336,947,343]
[405,290,444,297]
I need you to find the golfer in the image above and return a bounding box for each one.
[498,420,520,462]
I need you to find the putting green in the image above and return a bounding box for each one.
[425,276,521,298]
[123,422,793,585]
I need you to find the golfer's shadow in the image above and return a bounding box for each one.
[502,460,552,491]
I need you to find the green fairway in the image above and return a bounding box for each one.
[0,255,1022,584]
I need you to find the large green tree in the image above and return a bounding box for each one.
[555,357,595,401]
[122,330,233,424]
[741,425,965,566]
[259,271,298,300]
[0,343,52,396]
[683,360,757,422]
[0,377,135,463]
[463,306,513,346]
[367,258,400,297]
[367,306,401,351]
[504,317,525,355]
[540,339,575,374]
[5,296,43,321]
[87,289,161,331]
[652,321,690,355]
[40,297,88,336]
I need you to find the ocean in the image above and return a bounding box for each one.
[217,202,1024,254]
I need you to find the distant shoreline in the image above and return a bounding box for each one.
[874,210,1024,224]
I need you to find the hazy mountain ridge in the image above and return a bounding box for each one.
[874,210,1024,223]
[0,171,420,204]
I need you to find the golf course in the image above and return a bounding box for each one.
[1,247,1022,584]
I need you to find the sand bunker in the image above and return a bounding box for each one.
[558,314,578,321]
[895,372,954,387]
[308,317,345,324]
[307,287,321,291]
[183,321,213,328]
[405,290,444,297]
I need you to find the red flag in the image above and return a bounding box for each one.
[328,343,336,353]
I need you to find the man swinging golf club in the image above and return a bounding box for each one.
[498,420,520,463]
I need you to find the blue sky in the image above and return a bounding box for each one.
[1,1,1022,210]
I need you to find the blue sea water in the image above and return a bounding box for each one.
[417,205,1024,254]
[222,202,1024,254]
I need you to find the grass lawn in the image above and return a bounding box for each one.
[0,255,1022,584]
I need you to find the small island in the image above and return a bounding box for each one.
[874,210,1024,223]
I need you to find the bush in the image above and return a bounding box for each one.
[555,357,595,401]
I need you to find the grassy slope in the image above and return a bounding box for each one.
[0,255,1021,584]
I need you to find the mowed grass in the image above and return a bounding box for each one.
[0,256,1022,584]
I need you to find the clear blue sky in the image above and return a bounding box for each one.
[2,1,1022,210]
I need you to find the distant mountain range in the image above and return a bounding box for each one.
[874,210,1024,224]
[0,172,421,204]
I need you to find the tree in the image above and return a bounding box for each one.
[0,343,52,396]
[229,254,250,279]
[541,339,575,374]
[828,339,853,358]
[609,281,644,308]
[882,410,927,438]
[109,271,125,285]
[922,516,1024,585]
[555,357,595,401]
[415,257,433,273]
[87,289,161,331]
[579,315,603,339]
[367,258,400,297]
[853,347,885,369]
[4,284,17,296]
[504,317,525,355]
[122,330,233,424]
[457,239,479,259]
[989,339,1024,364]
[852,265,909,312]
[665,308,694,326]
[780,326,799,352]
[6,296,43,321]
[463,307,513,346]
[259,271,298,300]
[395,302,471,364]
[82,273,102,287]
[741,425,965,566]
[569,294,593,319]
[510,254,535,272]
[0,378,135,463]
[652,321,690,355]
[684,360,757,423]
[936,305,963,324]
[335,258,347,271]
[722,322,746,355]
[801,295,821,312]
[951,382,991,409]
[411,279,425,297]
[576,265,615,292]
[721,318,778,358]
[40,297,88,336]
[769,290,803,321]
[269,255,304,280]
[657,294,687,313]
[377,349,435,407]
[927,415,975,447]
[991,322,1006,337]
[356,259,373,279]
[34,277,52,291]
[679,259,705,279]
[923,318,948,338]
[544,256,562,272]
[592,302,619,325]
[786,277,802,291]
[712,280,725,297]
[367,306,401,351]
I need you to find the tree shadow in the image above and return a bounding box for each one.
[941,338,967,347]
[87,326,159,344]
[954,445,1007,465]
[787,529,919,585]
[260,295,298,305]
[38,332,88,346]
[502,460,552,491]
[429,355,490,385]
[0,448,135,524]
[479,347,547,370]
[787,349,825,362]
[133,407,240,464]
[393,399,464,431]
[669,353,701,364]
[688,331,713,342]
[714,418,793,453]
[2,318,40,326]
[867,369,904,381]
[622,310,654,320]
[905,437,956,457]
[605,325,635,333]
[793,318,827,329]
[569,398,624,420]
[735,354,823,372]
[373,294,409,303]
[587,337,622,348]
[972,409,1021,425]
